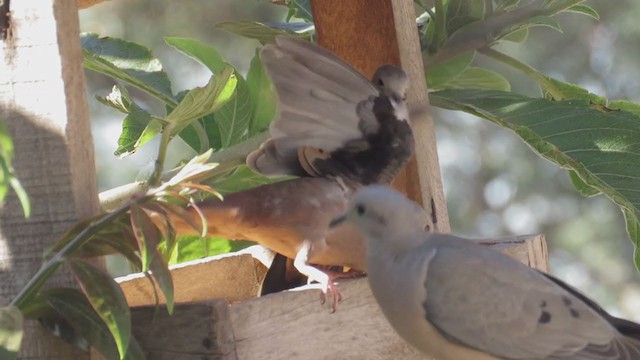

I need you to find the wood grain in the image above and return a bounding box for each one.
[0,0,98,358]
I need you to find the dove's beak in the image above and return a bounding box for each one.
[329,214,347,228]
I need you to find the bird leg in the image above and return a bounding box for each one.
[294,240,343,313]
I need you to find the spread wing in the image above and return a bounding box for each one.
[248,36,379,177]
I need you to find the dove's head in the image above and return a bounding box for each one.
[331,186,427,244]
[372,65,409,102]
[372,65,409,121]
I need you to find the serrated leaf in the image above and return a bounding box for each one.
[430,88,640,271]
[608,100,640,117]
[113,104,157,158]
[426,51,475,88]
[166,68,237,136]
[81,33,174,105]
[436,67,511,91]
[164,37,226,73]
[566,3,599,20]
[215,21,306,44]
[0,306,23,360]
[69,261,131,359]
[542,77,607,104]
[246,49,277,135]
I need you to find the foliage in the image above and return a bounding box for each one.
[0,120,30,218]
[8,0,640,359]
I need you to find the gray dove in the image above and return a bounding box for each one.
[331,185,640,359]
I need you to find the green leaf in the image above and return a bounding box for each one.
[0,121,29,217]
[501,27,529,43]
[432,67,511,91]
[608,100,640,117]
[264,21,314,33]
[166,68,237,136]
[566,3,599,20]
[568,170,600,197]
[523,15,563,33]
[246,49,277,135]
[216,76,253,148]
[81,33,174,105]
[426,51,475,88]
[215,21,307,44]
[130,204,160,271]
[38,288,117,359]
[149,248,175,315]
[96,84,132,114]
[7,175,30,218]
[288,0,313,22]
[208,165,286,193]
[430,88,640,270]
[541,77,607,104]
[495,0,520,11]
[0,306,23,360]
[113,104,157,158]
[70,261,131,359]
[172,236,252,264]
[164,37,226,73]
[445,0,485,34]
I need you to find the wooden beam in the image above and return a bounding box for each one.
[125,235,548,358]
[0,0,98,358]
[312,0,450,232]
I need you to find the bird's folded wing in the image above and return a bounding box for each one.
[423,237,640,360]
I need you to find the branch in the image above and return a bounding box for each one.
[99,131,270,212]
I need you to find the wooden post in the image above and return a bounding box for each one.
[0,0,99,358]
[312,0,451,232]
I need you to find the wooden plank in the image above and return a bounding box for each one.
[129,301,237,360]
[0,0,98,358]
[311,0,450,232]
[128,235,547,359]
[117,246,273,307]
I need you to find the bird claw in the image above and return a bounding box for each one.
[318,277,343,313]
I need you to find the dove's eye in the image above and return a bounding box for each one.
[356,204,366,216]
[377,78,384,87]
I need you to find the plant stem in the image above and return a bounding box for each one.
[99,131,270,211]
[434,0,446,51]
[478,47,565,100]
[10,199,139,308]
[148,126,174,186]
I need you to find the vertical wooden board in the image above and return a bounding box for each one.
[0,0,98,358]
[311,0,450,232]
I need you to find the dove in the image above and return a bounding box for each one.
[171,36,418,309]
[332,185,640,360]
[246,36,414,187]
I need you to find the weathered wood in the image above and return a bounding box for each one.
[129,301,236,360]
[117,246,273,307]
[311,0,450,233]
[0,0,98,358]
[126,235,547,359]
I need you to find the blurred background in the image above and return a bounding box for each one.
[79,0,640,319]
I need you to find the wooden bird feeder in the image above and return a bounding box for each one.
[0,0,549,359]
